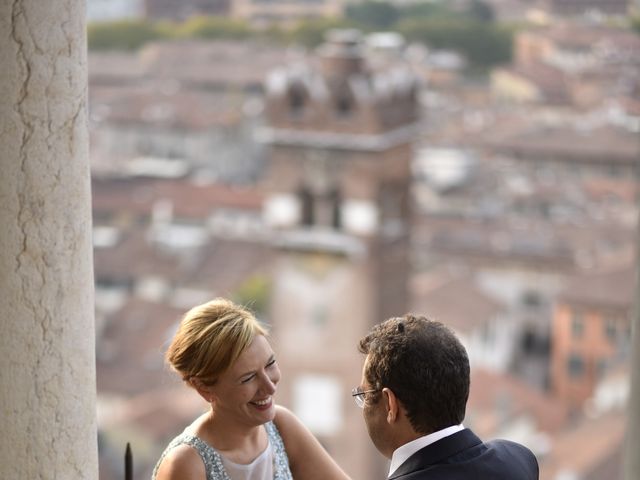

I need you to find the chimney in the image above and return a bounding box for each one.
[317,29,365,80]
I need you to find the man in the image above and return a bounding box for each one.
[354,314,538,479]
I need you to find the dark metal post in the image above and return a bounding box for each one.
[125,443,132,480]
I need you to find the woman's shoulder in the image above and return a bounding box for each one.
[154,443,206,480]
[272,405,308,450]
[271,405,351,480]
[273,405,296,429]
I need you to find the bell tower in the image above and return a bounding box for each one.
[261,29,419,479]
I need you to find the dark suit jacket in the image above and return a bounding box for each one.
[388,429,538,480]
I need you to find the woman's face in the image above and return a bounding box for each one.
[209,334,281,427]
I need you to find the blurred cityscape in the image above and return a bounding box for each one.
[88,1,640,479]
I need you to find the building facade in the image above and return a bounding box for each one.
[260,29,419,479]
[551,267,634,410]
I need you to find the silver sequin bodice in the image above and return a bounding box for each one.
[151,421,293,480]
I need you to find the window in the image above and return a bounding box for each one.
[571,312,584,339]
[521,290,541,308]
[299,186,315,226]
[293,375,343,436]
[604,318,617,342]
[333,83,355,117]
[567,353,585,379]
[481,323,495,346]
[288,85,306,116]
[335,94,353,116]
[596,358,608,380]
[330,188,342,229]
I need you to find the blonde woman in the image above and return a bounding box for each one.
[153,298,349,480]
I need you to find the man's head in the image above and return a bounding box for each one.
[357,314,470,455]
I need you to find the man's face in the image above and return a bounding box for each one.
[360,355,395,458]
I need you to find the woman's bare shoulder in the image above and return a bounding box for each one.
[273,405,302,434]
[155,443,205,480]
[272,404,351,480]
[274,404,294,422]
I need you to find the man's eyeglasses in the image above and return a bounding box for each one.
[351,386,380,408]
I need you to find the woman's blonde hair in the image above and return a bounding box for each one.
[166,298,267,385]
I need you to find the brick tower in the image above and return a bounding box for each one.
[260,29,419,479]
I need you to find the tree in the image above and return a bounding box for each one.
[466,0,495,22]
[176,15,251,40]
[87,19,167,51]
[399,1,457,21]
[345,1,400,30]
[233,274,271,318]
[631,15,640,34]
[285,17,351,47]
[397,17,512,68]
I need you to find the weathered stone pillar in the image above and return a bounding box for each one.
[0,1,98,478]
[624,174,640,479]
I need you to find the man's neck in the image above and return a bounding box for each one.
[388,424,465,476]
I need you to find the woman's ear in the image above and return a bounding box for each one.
[382,387,399,424]
[190,378,215,403]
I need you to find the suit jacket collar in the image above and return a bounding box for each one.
[388,429,483,479]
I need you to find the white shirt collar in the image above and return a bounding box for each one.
[388,424,465,476]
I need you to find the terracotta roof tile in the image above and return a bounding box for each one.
[538,411,626,479]
[558,265,636,310]
[486,125,640,163]
[410,269,503,334]
[467,368,569,436]
[92,177,264,220]
[97,298,186,396]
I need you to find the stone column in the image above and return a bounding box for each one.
[0,1,98,478]
[624,169,640,479]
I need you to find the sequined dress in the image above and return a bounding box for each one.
[151,421,293,480]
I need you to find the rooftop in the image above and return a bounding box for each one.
[410,269,503,335]
[92,177,264,221]
[90,39,294,91]
[558,265,636,310]
[90,84,245,129]
[485,125,640,164]
[467,368,569,438]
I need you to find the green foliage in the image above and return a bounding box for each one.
[233,274,271,318]
[466,0,495,22]
[397,17,512,67]
[86,3,507,69]
[285,17,352,47]
[87,19,168,51]
[397,0,494,22]
[255,25,290,45]
[339,0,503,67]
[631,15,640,34]
[345,1,400,30]
[87,16,350,51]
[398,1,458,20]
[343,0,495,29]
[174,16,251,40]
[87,16,250,51]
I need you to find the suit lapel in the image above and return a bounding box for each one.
[388,429,483,479]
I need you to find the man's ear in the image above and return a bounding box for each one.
[382,387,400,424]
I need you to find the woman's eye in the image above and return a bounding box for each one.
[266,359,276,368]
[241,375,255,384]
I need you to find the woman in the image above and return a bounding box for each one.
[153,298,350,480]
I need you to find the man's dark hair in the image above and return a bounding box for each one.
[358,314,470,435]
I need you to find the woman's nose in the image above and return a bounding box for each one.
[263,372,280,395]
[261,371,277,394]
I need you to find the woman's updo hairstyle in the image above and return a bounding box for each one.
[166,298,267,386]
